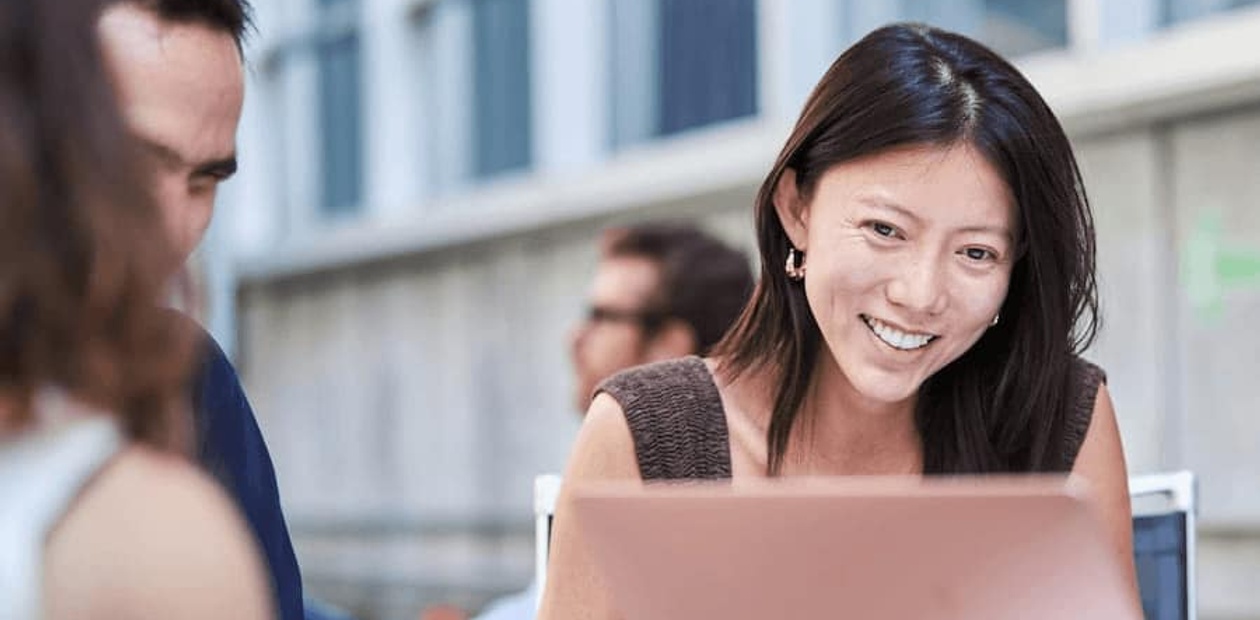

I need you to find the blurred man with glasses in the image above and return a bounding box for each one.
[474,222,752,620]
[568,223,754,415]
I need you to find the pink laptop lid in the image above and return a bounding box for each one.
[571,476,1137,620]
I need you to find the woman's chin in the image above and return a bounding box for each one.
[843,365,927,407]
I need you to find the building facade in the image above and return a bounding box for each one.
[206,1,1260,618]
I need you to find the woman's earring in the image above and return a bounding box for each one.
[785,248,806,281]
[990,313,1000,327]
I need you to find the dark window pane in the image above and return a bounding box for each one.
[472,0,532,178]
[317,32,364,216]
[657,0,758,136]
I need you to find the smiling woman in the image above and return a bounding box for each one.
[539,22,1140,619]
[776,144,1015,408]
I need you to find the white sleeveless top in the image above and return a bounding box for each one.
[0,390,124,620]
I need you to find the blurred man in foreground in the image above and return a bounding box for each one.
[99,2,303,617]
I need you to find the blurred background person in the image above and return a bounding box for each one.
[97,1,305,618]
[0,0,271,618]
[471,221,753,620]
[569,223,755,415]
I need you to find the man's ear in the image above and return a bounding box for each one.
[645,320,699,362]
[773,167,810,251]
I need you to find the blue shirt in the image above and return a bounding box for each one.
[191,331,304,620]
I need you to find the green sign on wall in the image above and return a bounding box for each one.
[1183,212,1260,321]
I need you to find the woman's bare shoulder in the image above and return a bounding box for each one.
[569,393,641,482]
[43,445,273,620]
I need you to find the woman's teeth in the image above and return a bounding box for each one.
[862,315,937,351]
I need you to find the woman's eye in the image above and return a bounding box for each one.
[963,247,995,261]
[871,222,897,237]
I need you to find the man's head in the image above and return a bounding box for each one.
[569,223,754,413]
[98,0,250,267]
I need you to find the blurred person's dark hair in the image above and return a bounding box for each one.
[0,0,195,446]
[603,223,753,354]
[114,0,253,49]
[714,23,1100,475]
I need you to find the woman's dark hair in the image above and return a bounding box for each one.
[713,23,1100,475]
[0,0,196,447]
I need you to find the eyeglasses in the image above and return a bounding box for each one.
[585,305,667,330]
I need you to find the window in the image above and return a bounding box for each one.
[413,0,532,192]
[315,0,364,216]
[1160,0,1260,26]
[839,0,1068,58]
[1087,0,1260,50]
[260,0,365,225]
[471,0,532,178]
[657,0,758,135]
[610,0,759,149]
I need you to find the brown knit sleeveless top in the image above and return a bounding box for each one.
[595,355,1106,481]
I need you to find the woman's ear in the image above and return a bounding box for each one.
[773,167,810,251]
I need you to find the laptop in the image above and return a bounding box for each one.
[571,475,1138,619]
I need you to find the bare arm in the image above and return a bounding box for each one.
[537,393,642,620]
[43,448,273,620]
[1071,383,1142,614]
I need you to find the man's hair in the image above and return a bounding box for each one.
[603,223,753,355]
[121,0,253,48]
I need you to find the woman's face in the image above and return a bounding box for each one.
[777,143,1016,405]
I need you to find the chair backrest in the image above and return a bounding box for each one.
[1129,471,1196,620]
[533,473,562,611]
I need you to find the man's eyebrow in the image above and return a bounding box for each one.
[137,137,237,179]
[194,156,238,180]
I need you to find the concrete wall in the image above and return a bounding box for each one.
[1076,107,1260,620]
